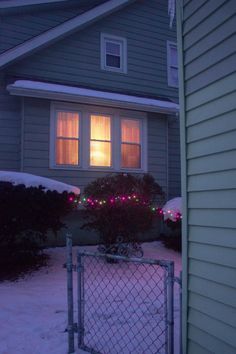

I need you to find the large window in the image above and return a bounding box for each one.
[167,41,178,87]
[101,33,127,73]
[51,103,146,171]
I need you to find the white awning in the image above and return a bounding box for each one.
[7,80,179,114]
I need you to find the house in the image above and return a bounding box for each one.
[177,0,236,353]
[0,0,180,201]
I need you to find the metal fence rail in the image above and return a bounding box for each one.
[75,251,174,354]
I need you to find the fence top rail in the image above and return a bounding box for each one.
[77,250,174,269]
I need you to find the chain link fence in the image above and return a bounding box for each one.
[75,251,174,354]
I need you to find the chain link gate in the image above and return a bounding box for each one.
[66,235,177,354]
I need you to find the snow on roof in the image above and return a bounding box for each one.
[0,171,80,195]
[8,80,179,114]
[162,197,182,222]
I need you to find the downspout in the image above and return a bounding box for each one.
[176,1,188,353]
[166,115,169,201]
[20,96,24,171]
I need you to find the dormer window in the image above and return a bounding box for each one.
[101,33,127,73]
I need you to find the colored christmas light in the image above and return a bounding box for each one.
[68,193,182,221]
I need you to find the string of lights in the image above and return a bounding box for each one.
[68,194,182,221]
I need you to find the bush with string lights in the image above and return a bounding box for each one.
[81,173,164,246]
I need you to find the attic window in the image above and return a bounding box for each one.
[101,33,127,73]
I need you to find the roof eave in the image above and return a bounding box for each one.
[0,0,67,9]
[0,0,136,69]
[7,82,179,115]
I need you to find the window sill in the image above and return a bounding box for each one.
[50,165,146,173]
[101,66,127,74]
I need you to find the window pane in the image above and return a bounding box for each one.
[90,115,111,140]
[106,54,120,68]
[56,111,79,138]
[106,41,120,56]
[171,67,178,86]
[122,144,140,168]
[90,141,111,167]
[121,119,140,143]
[56,139,79,165]
[170,46,178,66]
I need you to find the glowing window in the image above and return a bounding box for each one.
[90,115,111,167]
[55,111,79,165]
[51,104,146,171]
[121,119,141,169]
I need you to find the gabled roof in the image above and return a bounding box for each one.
[0,0,67,8]
[0,0,136,69]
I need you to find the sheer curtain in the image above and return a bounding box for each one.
[121,119,141,168]
[90,115,111,167]
[56,111,79,165]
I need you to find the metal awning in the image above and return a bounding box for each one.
[7,80,179,115]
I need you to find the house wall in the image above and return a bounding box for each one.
[178,0,236,353]
[21,97,168,194]
[0,0,180,198]
[0,75,21,171]
[168,115,181,199]
[5,0,178,100]
[0,0,106,54]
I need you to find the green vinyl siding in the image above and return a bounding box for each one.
[168,116,181,198]
[5,0,178,100]
[21,97,168,193]
[0,76,21,170]
[179,0,236,353]
[0,0,105,54]
[188,325,236,354]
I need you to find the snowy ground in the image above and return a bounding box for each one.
[0,242,181,354]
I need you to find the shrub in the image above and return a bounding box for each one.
[81,173,164,245]
[0,182,75,280]
[160,219,182,252]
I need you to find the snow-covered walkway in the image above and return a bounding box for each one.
[0,242,181,354]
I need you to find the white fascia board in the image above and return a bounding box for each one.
[7,80,179,114]
[0,0,135,69]
[0,0,66,8]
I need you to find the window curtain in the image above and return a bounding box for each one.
[56,111,79,165]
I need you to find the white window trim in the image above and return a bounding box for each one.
[101,33,127,74]
[50,102,82,169]
[120,117,145,171]
[50,102,147,172]
[167,41,178,88]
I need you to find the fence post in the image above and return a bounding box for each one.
[167,262,174,354]
[77,252,84,349]
[66,233,75,354]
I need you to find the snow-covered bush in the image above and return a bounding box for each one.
[0,175,78,279]
[81,173,164,246]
